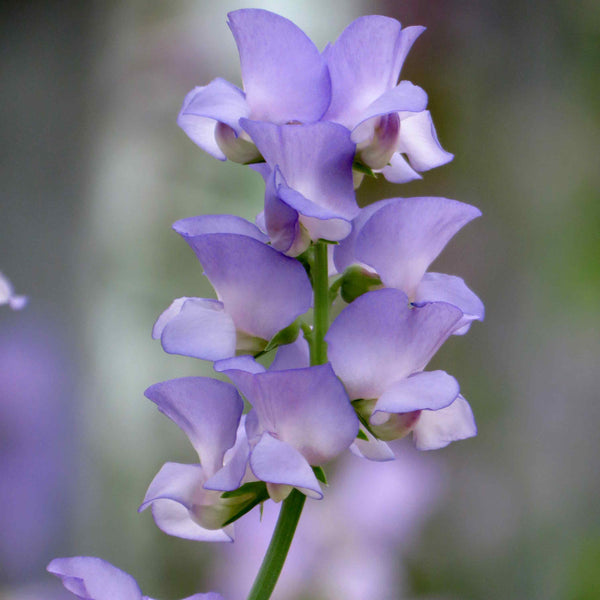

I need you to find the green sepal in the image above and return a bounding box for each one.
[261,319,301,354]
[352,160,377,178]
[339,266,382,304]
[317,238,339,245]
[357,429,369,441]
[221,481,270,526]
[312,465,328,485]
[296,248,312,280]
[243,155,266,165]
[300,321,313,345]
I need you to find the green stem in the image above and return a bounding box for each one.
[244,240,330,600]
[245,490,306,600]
[310,240,329,366]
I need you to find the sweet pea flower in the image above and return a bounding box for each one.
[323,15,453,181]
[140,377,253,542]
[178,9,331,162]
[0,271,27,310]
[153,215,312,360]
[47,556,223,600]
[326,289,477,450]
[334,196,484,334]
[242,120,358,254]
[217,359,359,501]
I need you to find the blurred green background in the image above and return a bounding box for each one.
[1,1,599,599]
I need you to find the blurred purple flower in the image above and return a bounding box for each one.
[0,272,27,310]
[152,215,312,360]
[48,556,223,600]
[326,289,476,450]
[334,197,484,334]
[177,9,330,162]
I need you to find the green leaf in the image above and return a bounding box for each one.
[312,465,328,485]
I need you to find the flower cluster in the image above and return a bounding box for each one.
[49,9,482,600]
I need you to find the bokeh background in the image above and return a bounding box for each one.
[1,1,599,599]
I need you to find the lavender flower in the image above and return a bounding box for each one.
[0,272,27,310]
[47,557,223,600]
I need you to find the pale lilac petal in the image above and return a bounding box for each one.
[250,433,322,499]
[241,120,358,221]
[396,110,454,171]
[144,377,243,475]
[371,371,459,424]
[269,333,310,371]
[333,199,395,273]
[214,355,266,375]
[184,233,312,340]
[263,167,301,253]
[326,289,462,399]
[139,462,232,542]
[228,9,330,123]
[414,272,485,334]
[153,297,236,361]
[350,429,395,462]
[47,556,143,600]
[325,17,424,127]
[239,365,358,465]
[381,152,422,183]
[351,82,428,144]
[173,214,268,243]
[412,394,477,450]
[0,272,27,311]
[177,79,250,160]
[355,197,482,297]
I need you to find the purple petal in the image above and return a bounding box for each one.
[174,214,268,243]
[144,377,243,475]
[414,272,485,334]
[232,364,358,465]
[152,297,236,361]
[139,462,232,542]
[371,371,459,424]
[241,120,358,222]
[350,428,395,462]
[183,233,312,340]
[263,167,301,253]
[355,197,482,297]
[214,355,266,375]
[250,433,322,498]
[326,289,462,400]
[269,333,310,371]
[324,16,424,127]
[228,9,330,123]
[47,556,143,600]
[381,152,422,183]
[396,110,454,171]
[412,394,477,450]
[351,82,428,144]
[177,78,249,160]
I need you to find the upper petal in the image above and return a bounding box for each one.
[355,197,482,297]
[241,120,358,222]
[144,377,243,475]
[326,289,462,399]
[47,557,143,600]
[177,78,250,160]
[228,9,330,123]
[412,394,477,450]
[324,16,424,126]
[174,214,268,243]
[182,233,312,340]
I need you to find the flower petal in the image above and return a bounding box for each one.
[381,152,422,183]
[269,333,310,371]
[47,556,143,600]
[177,78,250,160]
[228,9,330,123]
[250,433,322,499]
[414,272,485,334]
[144,377,243,475]
[139,462,232,542]
[396,110,454,171]
[324,16,425,127]
[152,297,236,361]
[326,289,462,399]
[372,370,459,424]
[350,428,395,462]
[241,120,358,222]
[173,214,268,243]
[182,233,312,340]
[412,394,477,450]
[355,197,482,296]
